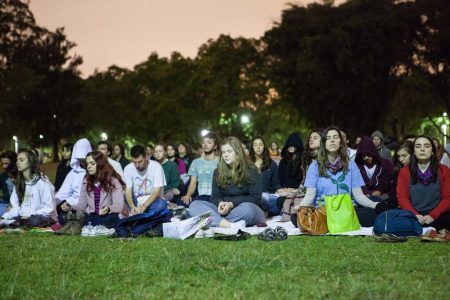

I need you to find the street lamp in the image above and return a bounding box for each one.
[240,114,250,125]
[101,132,108,141]
[39,134,44,139]
[201,129,209,137]
[12,136,18,153]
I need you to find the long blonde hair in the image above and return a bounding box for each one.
[216,137,255,187]
[317,126,349,177]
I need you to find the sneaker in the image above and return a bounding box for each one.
[91,225,115,237]
[203,228,214,238]
[374,233,407,243]
[81,223,95,237]
[434,229,450,242]
[420,230,439,242]
[274,226,288,241]
[257,228,275,241]
[194,229,205,239]
[230,220,246,230]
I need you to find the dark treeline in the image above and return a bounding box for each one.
[1,0,449,160]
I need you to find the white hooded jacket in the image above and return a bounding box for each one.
[2,176,57,221]
[55,138,92,206]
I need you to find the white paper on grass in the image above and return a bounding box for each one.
[163,212,211,240]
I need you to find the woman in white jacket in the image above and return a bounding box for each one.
[1,149,57,227]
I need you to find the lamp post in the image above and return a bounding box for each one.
[12,136,18,153]
[443,112,448,146]
[201,129,209,137]
[101,132,108,141]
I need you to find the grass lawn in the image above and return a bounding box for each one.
[0,233,448,299]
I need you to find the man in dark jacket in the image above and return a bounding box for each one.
[355,136,394,200]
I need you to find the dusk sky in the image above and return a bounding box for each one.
[28,0,322,77]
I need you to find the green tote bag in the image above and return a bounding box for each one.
[324,194,360,234]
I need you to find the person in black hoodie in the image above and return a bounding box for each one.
[355,136,394,201]
[54,143,73,192]
[278,132,305,189]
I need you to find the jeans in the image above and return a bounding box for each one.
[189,200,265,227]
[261,193,281,216]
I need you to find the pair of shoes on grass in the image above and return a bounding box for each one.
[194,227,214,239]
[373,233,407,243]
[81,223,115,237]
[420,229,450,242]
[257,226,288,241]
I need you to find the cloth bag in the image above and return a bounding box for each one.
[373,209,423,237]
[297,205,328,235]
[324,194,360,234]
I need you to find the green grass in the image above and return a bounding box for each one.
[0,234,448,299]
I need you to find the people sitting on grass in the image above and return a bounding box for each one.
[72,151,125,228]
[382,140,414,210]
[302,128,322,172]
[178,142,195,171]
[340,128,356,161]
[112,143,130,170]
[249,136,282,216]
[297,126,382,227]
[181,132,219,206]
[124,145,167,215]
[189,136,265,228]
[371,130,392,160]
[55,138,92,225]
[355,136,394,201]
[1,150,17,204]
[54,143,73,192]
[1,149,57,227]
[153,144,181,203]
[166,143,187,179]
[432,138,450,168]
[397,136,450,241]
[278,132,304,190]
[97,140,124,178]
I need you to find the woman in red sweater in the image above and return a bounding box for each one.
[397,136,450,241]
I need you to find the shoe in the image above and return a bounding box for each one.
[434,229,450,242]
[274,226,288,241]
[67,219,82,235]
[194,229,205,239]
[420,230,439,242]
[90,225,115,237]
[54,221,72,235]
[230,220,246,230]
[203,228,214,238]
[257,228,275,241]
[214,229,250,241]
[81,223,95,237]
[374,233,407,243]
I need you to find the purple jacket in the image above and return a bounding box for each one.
[74,178,125,214]
[355,136,394,195]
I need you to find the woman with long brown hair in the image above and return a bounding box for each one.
[189,136,265,229]
[1,149,57,226]
[73,151,126,228]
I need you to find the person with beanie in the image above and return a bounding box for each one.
[371,130,392,160]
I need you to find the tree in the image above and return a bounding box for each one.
[0,0,83,160]
[263,0,419,136]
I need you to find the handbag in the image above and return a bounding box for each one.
[324,194,360,234]
[297,205,327,235]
